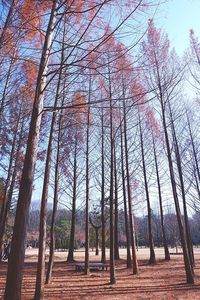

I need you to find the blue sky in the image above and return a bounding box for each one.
[155,0,200,55]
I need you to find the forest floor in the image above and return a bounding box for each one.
[0,248,200,299]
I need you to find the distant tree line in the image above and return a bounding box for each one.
[26,208,200,250]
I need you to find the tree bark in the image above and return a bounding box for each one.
[0,0,15,48]
[0,54,15,130]
[34,23,64,299]
[168,104,194,267]
[152,135,170,260]
[46,108,62,284]
[85,75,91,275]
[114,142,120,260]
[4,3,57,299]
[120,123,131,268]
[101,110,106,264]
[123,95,138,275]
[0,109,23,252]
[67,138,78,262]
[160,99,194,284]
[108,66,116,284]
[139,116,156,264]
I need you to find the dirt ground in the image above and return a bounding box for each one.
[0,248,200,299]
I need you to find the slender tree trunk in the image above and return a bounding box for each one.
[45,109,62,284]
[0,54,15,130]
[152,135,170,260]
[120,123,131,268]
[169,105,194,267]
[108,66,116,284]
[139,117,156,264]
[0,0,15,48]
[123,96,138,275]
[95,228,99,255]
[0,104,22,250]
[85,75,91,275]
[160,100,194,284]
[89,216,101,256]
[114,142,120,260]
[101,110,106,264]
[186,112,200,184]
[152,50,194,283]
[34,26,64,299]
[194,170,200,200]
[4,3,57,299]
[67,138,77,262]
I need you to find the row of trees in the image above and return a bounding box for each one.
[0,0,199,299]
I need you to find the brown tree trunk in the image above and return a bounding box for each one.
[34,91,56,297]
[34,24,64,298]
[186,112,200,185]
[0,54,15,128]
[114,142,120,260]
[4,3,57,299]
[89,216,101,256]
[85,75,91,275]
[67,138,77,262]
[108,66,116,284]
[161,100,194,284]
[169,104,194,267]
[139,116,156,264]
[45,109,62,284]
[0,0,15,48]
[120,123,131,268]
[123,97,138,275]
[95,228,99,255]
[101,110,106,264]
[152,135,170,261]
[0,102,23,253]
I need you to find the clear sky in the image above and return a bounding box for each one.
[155,0,200,55]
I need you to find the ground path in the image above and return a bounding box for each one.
[0,248,200,299]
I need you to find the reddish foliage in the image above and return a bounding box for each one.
[146,108,160,136]
[22,60,38,87]
[143,19,170,65]
[19,0,52,42]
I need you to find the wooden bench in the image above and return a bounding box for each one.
[75,262,109,271]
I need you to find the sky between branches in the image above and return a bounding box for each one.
[156,0,200,55]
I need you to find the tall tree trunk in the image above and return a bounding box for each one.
[101,110,106,264]
[0,54,15,130]
[46,108,62,284]
[4,3,57,299]
[85,75,91,275]
[120,123,131,268]
[123,96,138,275]
[34,30,64,299]
[169,104,194,267]
[0,102,22,251]
[67,138,77,262]
[152,48,194,283]
[186,112,200,184]
[114,142,120,260]
[95,228,99,255]
[89,216,101,256]
[139,116,156,264]
[160,99,194,284]
[152,135,170,260]
[108,66,116,284]
[0,0,15,48]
